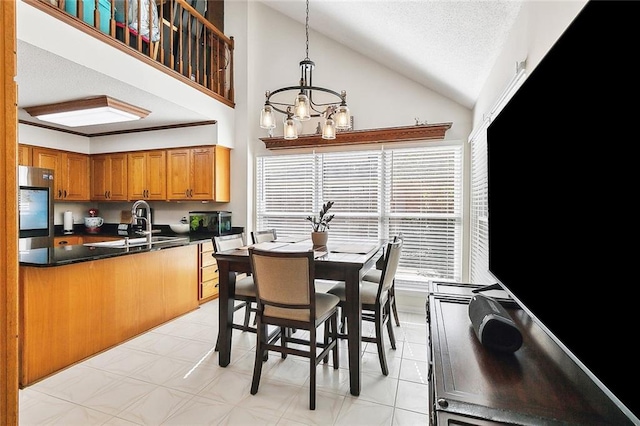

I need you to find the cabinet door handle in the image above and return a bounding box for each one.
[108,191,111,199]
[190,189,193,197]
[63,190,67,198]
[104,191,108,199]
[58,189,62,198]
[185,189,189,197]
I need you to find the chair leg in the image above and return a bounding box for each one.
[323,320,330,364]
[243,302,252,328]
[386,301,397,350]
[375,306,389,376]
[251,321,266,395]
[331,312,339,369]
[390,286,401,327]
[309,328,317,410]
[280,326,287,359]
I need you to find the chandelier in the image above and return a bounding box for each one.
[259,0,351,140]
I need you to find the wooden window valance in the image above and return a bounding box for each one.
[260,122,452,150]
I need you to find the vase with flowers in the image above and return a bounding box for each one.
[306,201,334,246]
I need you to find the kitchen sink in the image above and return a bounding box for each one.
[83,236,189,248]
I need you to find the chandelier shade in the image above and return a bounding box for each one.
[259,0,351,140]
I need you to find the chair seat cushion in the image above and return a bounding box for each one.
[235,275,256,297]
[327,281,387,306]
[264,292,339,322]
[362,268,382,283]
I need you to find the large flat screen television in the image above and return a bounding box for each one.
[487,1,638,423]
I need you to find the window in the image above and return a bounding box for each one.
[469,64,526,285]
[469,127,494,285]
[257,143,463,290]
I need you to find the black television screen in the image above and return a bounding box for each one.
[487,1,638,423]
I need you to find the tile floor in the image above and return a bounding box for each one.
[18,289,430,425]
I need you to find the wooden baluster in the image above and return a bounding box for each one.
[228,36,234,102]
[147,0,154,58]
[177,3,183,75]
[136,0,142,52]
[109,0,115,36]
[186,5,192,79]
[93,0,99,31]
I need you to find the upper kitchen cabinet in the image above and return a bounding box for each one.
[91,153,128,201]
[166,145,230,202]
[127,150,167,201]
[32,147,90,201]
[18,144,32,166]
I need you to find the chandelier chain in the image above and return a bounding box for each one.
[260,0,350,139]
[305,0,310,60]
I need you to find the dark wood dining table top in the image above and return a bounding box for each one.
[213,237,386,396]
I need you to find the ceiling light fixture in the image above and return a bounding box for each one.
[24,95,150,127]
[259,0,351,140]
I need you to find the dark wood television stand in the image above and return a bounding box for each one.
[427,281,633,425]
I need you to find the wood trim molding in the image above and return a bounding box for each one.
[260,123,453,150]
[18,119,217,137]
[1,0,19,424]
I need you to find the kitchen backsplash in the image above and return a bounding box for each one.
[53,201,230,226]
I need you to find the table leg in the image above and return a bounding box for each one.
[217,262,235,367]
[345,268,362,396]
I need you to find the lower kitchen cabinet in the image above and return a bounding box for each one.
[54,235,121,246]
[19,244,198,386]
[54,235,83,246]
[199,240,219,301]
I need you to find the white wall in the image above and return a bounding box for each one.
[226,1,472,239]
[473,1,587,128]
[17,0,235,145]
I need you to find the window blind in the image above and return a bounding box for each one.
[469,127,494,285]
[469,65,527,285]
[257,143,463,290]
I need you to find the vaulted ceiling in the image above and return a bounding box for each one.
[16,0,523,136]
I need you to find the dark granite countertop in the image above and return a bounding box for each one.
[20,224,228,267]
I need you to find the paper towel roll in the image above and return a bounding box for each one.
[63,211,74,232]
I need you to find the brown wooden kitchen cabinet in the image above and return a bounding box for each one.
[54,235,82,246]
[198,240,219,302]
[54,235,122,246]
[18,143,32,166]
[91,153,128,201]
[32,147,90,201]
[127,149,167,200]
[166,145,230,202]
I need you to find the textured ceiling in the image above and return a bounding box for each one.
[260,0,524,108]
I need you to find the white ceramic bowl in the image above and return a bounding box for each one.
[169,223,190,234]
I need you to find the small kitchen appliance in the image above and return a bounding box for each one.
[189,211,232,235]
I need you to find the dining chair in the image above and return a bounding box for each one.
[326,238,403,376]
[361,233,403,327]
[251,229,277,244]
[213,233,258,344]
[248,247,340,410]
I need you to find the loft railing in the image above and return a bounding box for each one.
[27,0,234,107]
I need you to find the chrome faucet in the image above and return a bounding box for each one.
[131,200,153,241]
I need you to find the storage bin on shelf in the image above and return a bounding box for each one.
[64,0,112,34]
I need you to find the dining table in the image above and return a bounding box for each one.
[213,237,385,396]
